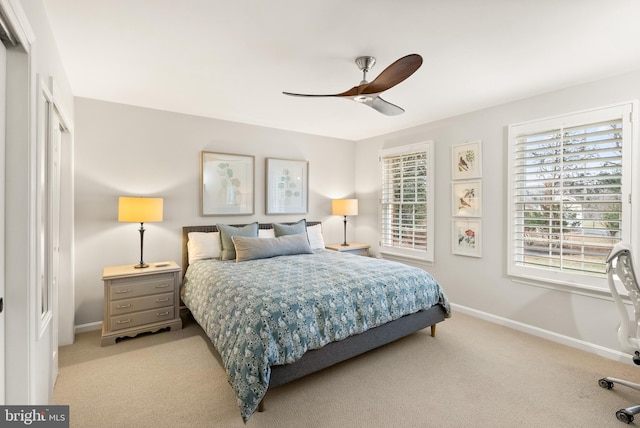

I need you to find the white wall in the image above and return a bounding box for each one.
[73,98,356,326]
[75,71,640,356]
[355,70,640,353]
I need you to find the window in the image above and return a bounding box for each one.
[508,103,635,290]
[379,142,434,261]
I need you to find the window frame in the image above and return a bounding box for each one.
[507,102,637,291]
[379,141,435,262]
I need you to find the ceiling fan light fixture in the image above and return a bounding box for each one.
[353,95,372,103]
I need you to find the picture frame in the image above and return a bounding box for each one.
[452,219,482,257]
[452,141,482,180]
[452,180,482,217]
[266,158,309,215]
[200,151,254,216]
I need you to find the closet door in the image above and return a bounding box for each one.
[35,79,64,401]
[48,109,62,387]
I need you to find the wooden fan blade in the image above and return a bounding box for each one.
[359,54,422,95]
[283,91,339,97]
[283,83,363,98]
[363,96,405,116]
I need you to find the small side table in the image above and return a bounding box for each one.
[101,261,182,346]
[325,243,370,257]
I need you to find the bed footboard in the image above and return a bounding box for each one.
[258,305,446,410]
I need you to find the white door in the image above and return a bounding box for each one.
[33,81,64,402]
[49,112,62,388]
[0,31,7,405]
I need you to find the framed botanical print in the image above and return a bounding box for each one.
[452,180,482,217]
[452,219,482,257]
[452,141,482,180]
[266,158,309,214]
[200,151,254,216]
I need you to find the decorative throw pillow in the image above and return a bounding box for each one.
[217,222,259,260]
[258,228,276,238]
[273,219,307,237]
[232,232,313,262]
[187,232,221,263]
[306,224,325,250]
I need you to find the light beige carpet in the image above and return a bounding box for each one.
[54,311,640,427]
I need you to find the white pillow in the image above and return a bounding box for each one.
[187,232,221,263]
[258,228,276,238]
[306,224,325,250]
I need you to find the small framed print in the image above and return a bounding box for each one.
[266,158,309,214]
[200,151,255,216]
[452,141,482,180]
[452,180,482,217]
[452,219,482,257]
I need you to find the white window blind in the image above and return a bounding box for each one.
[508,104,634,289]
[380,142,434,261]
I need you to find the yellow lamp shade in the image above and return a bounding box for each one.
[118,197,164,223]
[332,199,358,216]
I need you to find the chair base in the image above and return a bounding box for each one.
[599,377,640,424]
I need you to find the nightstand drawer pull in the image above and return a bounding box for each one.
[156,297,169,303]
[155,284,170,289]
[117,318,132,324]
[156,311,170,317]
[115,288,133,294]
[116,303,132,309]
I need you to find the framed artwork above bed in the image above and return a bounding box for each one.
[266,158,309,214]
[200,151,255,216]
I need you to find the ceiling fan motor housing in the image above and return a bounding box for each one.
[355,56,376,72]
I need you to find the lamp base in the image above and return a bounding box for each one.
[135,223,149,269]
[341,215,349,247]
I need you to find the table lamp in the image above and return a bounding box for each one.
[332,198,358,246]
[118,196,163,268]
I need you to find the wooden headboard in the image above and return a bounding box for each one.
[181,221,321,278]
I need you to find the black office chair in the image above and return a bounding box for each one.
[599,242,640,424]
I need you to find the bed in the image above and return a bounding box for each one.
[180,221,450,422]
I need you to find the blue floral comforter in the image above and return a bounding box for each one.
[181,249,450,422]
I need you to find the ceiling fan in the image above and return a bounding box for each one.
[283,54,423,116]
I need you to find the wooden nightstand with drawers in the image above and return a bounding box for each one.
[101,261,182,346]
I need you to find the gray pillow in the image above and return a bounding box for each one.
[273,219,307,237]
[217,222,259,260]
[232,232,313,262]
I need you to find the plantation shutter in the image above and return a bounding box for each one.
[509,103,633,288]
[380,142,434,261]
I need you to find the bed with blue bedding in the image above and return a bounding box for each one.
[180,223,450,422]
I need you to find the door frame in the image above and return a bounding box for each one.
[0,17,7,406]
[2,0,38,404]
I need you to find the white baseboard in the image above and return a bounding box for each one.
[451,303,632,365]
[74,321,102,334]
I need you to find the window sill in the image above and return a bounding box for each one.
[379,250,434,269]
[509,274,617,302]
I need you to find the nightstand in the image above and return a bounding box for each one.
[325,243,370,257]
[101,261,182,346]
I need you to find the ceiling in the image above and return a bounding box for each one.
[42,0,640,141]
